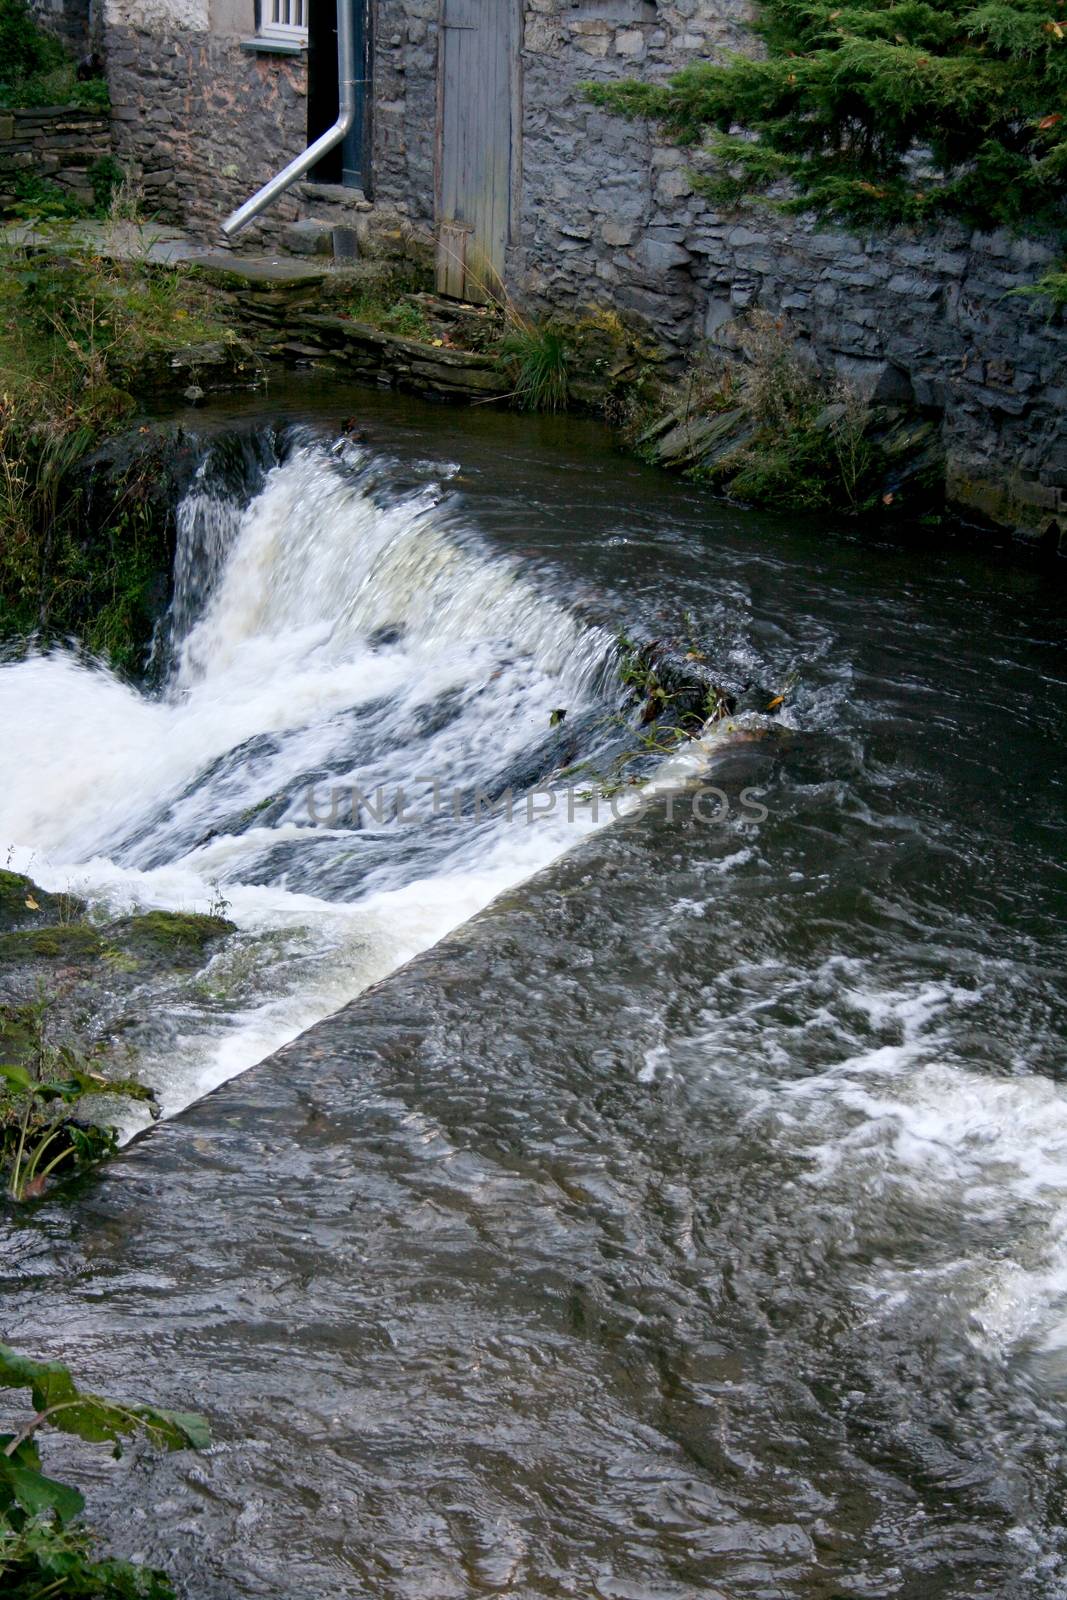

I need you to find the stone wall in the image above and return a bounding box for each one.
[95,0,1067,537]
[508,1,1067,538]
[29,0,91,55]
[686,218,1066,536]
[103,0,309,239]
[369,0,437,221]
[0,106,110,214]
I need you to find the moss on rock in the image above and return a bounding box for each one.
[0,923,103,961]
[110,911,236,967]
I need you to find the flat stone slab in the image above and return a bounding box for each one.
[0,220,361,285]
[185,251,333,284]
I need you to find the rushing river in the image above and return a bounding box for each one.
[2,383,1066,1598]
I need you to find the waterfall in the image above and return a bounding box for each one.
[0,435,650,1120]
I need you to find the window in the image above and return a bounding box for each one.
[259,0,307,43]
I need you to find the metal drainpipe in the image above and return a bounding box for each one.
[221,0,355,238]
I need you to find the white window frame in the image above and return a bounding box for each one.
[258,0,307,44]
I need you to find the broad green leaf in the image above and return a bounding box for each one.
[133,1407,211,1451]
[46,1395,133,1446]
[0,1431,42,1470]
[0,1062,33,1094]
[0,1345,208,1464]
[0,1344,78,1413]
[0,1456,84,1524]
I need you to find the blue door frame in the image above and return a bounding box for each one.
[308,0,371,192]
[342,0,370,189]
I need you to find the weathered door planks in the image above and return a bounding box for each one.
[436,0,520,303]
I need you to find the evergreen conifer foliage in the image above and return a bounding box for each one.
[584,2,1067,232]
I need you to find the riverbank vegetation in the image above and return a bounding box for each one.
[0,867,236,1202]
[1023,264,1067,303]
[585,0,1067,235]
[0,233,242,667]
[0,867,228,1593]
[629,312,943,516]
[339,275,575,410]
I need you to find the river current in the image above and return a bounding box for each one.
[2,385,1065,1598]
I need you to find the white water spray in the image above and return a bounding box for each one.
[0,439,666,1121]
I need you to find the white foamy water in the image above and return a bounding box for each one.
[684,967,1067,1365]
[0,439,722,1123]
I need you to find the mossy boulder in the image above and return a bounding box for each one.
[108,911,236,969]
[0,922,103,962]
[0,870,85,931]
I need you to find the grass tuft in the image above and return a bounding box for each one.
[500,323,570,413]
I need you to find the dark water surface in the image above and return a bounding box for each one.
[4,381,1067,1599]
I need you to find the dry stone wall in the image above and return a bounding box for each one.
[0,106,110,214]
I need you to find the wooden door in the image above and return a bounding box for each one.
[436,0,520,303]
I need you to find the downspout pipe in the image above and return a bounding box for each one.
[221,0,355,238]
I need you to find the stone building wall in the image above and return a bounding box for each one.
[368,0,437,221]
[330,0,1067,536]
[95,0,1066,536]
[0,106,110,214]
[102,0,309,237]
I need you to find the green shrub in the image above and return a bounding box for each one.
[585,0,1067,234]
[0,0,110,110]
[1017,265,1067,302]
[0,0,62,87]
[90,155,125,215]
[11,172,86,221]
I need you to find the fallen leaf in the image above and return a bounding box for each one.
[766,695,785,710]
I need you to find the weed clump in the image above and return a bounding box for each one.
[637,312,942,515]
[499,322,570,413]
[713,314,878,512]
